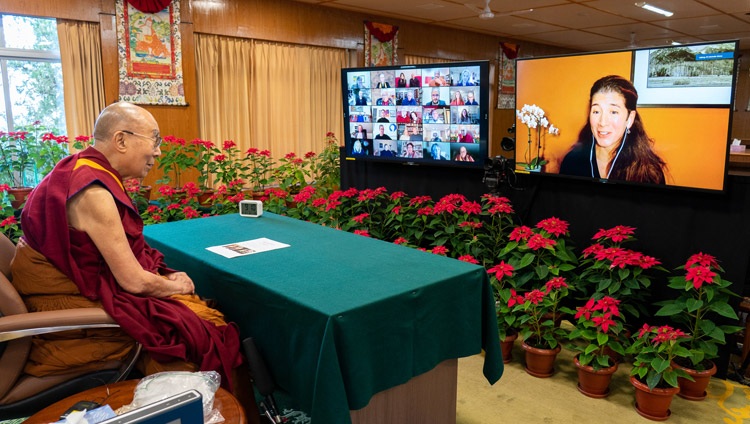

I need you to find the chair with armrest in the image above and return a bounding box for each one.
[0,233,142,420]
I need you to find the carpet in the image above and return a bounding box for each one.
[457,343,750,424]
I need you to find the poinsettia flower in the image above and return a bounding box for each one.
[527,233,556,251]
[0,216,18,226]
[637,323,653,339]
[544,276,568,292]
[459,201,482,215]
[488,261,514,280]
[524,289,545,305]
[458,255,479,264]
[685,265,717,289]
[536,217,569,237]
[592,314,616,333]
[574,298,596,320]
[685,252,719,269]
[431,245,448,255]
[393,237,408,245]
[509,226,533,242]
[352,213,370,223]
[353,229,370,237]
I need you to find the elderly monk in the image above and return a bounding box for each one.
[11,102,251,402]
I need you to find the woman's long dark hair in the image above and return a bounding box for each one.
[576,75,667,184]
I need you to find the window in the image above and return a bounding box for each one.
[0,14,65,134]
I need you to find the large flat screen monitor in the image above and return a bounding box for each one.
[341,60,490,169]
[514,40,739,193]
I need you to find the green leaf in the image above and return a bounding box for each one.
[710,302,739,319]
[685,298,703,313]
[655,303,685,316]
[652,357,669,373]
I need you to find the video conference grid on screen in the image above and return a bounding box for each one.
[345,65,483,164]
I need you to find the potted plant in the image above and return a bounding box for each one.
[577,225,665,322]
[156,135,198,190]
[655,252,742,400]
[190,138,221,204]
[0,184,23,243]
[500,217,578,293]
[515,104,559,172]
[487,260,522,363]
[566,296,627,398]
[275,152,312,195]
[244,147,275,197]
[627,323,693,420]
[309,132,341,196]
[0,125,71,208]
[214,140,247,192]
[511,276,571,377]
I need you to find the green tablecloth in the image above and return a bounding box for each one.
[144,213,503,423]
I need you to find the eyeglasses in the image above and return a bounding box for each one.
[121,130,162,150]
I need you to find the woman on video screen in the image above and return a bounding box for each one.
[559,75,666,184]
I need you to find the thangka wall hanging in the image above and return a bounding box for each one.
[364,21,398,67]
[116,0,186,105]
[497,42,519,110]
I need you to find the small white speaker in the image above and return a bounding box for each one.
[239,200,263,217]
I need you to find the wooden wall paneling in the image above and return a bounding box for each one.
[0,0,100,22]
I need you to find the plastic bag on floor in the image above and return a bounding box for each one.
[117,371,224,423]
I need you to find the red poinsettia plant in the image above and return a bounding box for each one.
[511,276,572,349]
[577,225,665,321]
[655,252,742,370]
[487,260,521,340]
[627,324,693,390]
[499,217,578,292]
[565,296,627,370]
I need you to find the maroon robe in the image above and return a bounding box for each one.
[20,148,241,389]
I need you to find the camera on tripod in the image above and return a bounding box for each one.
[482,125,516,192]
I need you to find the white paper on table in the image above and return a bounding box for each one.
[206,237,290,258]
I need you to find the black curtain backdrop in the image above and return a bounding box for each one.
[342,149,750,376]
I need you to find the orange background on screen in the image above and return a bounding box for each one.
[516,51,729,191]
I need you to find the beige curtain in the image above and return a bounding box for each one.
[195,34,254,150]
[195,34,347,158]
[56,20,105,138]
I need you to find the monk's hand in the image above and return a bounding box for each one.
[166,271,195,295]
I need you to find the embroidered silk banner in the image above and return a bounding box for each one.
[497,42,519,110]
[364,21,398,67]
[116,0,186,105]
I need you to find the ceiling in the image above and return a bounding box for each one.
[292,0,750,52]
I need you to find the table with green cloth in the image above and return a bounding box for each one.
[143,212,503,423]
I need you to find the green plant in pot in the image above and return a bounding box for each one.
[309,132,341,196]
[654,252,742,399]
[487,260,522,363]
[244,147,275,195]
[627,323,693,420]
[567,295,627,369]
[275,151,312,194]
[577,225,665,322]
[511,276,571,377]
[499,217,578,293]
[565,295,627,397]
[156,135,198,189]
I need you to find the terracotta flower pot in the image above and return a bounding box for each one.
[197,188,215,206]
[521,341,561,378]
[630,376,680,421]
[8,186,33,210]
[574,355,618,398]
[500,332,518,364]
[672,360,716,401]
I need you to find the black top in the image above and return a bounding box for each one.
[560,142,599,178]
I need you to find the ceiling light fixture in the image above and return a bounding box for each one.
[635,2,674,17]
